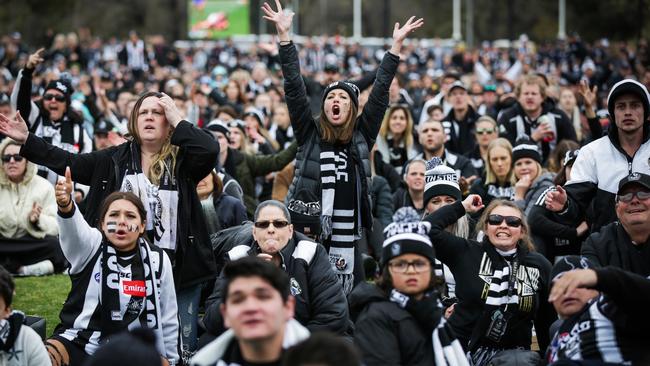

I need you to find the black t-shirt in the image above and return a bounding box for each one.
[222,340,282,366]
[630,241,650,277]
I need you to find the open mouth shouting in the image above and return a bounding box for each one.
[332,104,341,119]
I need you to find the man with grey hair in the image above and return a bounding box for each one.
[201,200,351,346]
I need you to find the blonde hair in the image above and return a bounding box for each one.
[475,115,497,129]
[378,105,414,149]
[475,199,536,252]
[485,138,516,186]
[515,74,547,99]
[128,92,178,186]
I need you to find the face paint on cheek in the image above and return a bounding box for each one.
[127,224,139,233]
[106,221,118,233]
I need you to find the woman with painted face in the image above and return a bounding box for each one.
[528,149,587,261]
[422,195,555,366]
[511,136,555,217]
[469,138,516,211]
[350,208,467,366]
[0,91,218,357]
[375,104,419,175]
[263,0,423,293]
[46,169,178,366]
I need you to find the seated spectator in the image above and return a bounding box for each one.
[46,177,179,366]
[0,265,50,366]
[470,138,516,209]
[350,207,467,366]
[83,328,166,366]
[547,256,650,364]
[393,159,426,216]
[191,257,310,366]
[196,169,247,236]
[0,138,64,276]
[423,195,555,365]
[511,136,554,217]
[375,104,418,175]
[529,149,587,261]
[283,332,362,366]
[581,172,650,276]
[202,200,350,343]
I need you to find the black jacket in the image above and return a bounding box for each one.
[19,121,219,289]
[423,201,555,352]
[442,106,480,155]
[498,102,577,162]
[204,228,351,336]
[528,204,583,260]
[279,42,399,234]
[349,282,434,366]
[581,221,650,277]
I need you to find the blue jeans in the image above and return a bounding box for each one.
[177,284,202,358]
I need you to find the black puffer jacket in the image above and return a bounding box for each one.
[279,42,399,234]
[204,229,351,336]
[581,221,650,277]
[19,121,219,289]
[349,282,434,366]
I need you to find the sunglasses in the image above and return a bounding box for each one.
[43,93,66,102]
[254,220,290,229]
[1,154,24,163]
[476,128,495,135]
[617,190,650,203]
[487,214,523,228]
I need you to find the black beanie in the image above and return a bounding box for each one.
[83,328,162,366]
[550,255,594,282]
[381,207,435,266]
[322,81,360,108]
[512,136,542,164]
[44,79,73,107]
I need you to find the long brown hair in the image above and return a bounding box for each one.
[485,138,516,186]
[378,104,414,148]
[128,91,179,186]
[475,199,535,252]
[319,103,359,144]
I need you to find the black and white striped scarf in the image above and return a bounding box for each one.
[320,142,357,294]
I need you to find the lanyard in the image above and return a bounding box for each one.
[504,257,519,312]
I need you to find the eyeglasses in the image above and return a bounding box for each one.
[476,128,495,135]
[1,154,24,163]
[43,93,66,102]
[487,214,523,228]
[254,220,290,229]
[388,260,430,273]
[616,191,650,203]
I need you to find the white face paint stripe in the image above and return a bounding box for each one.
[106,222,118,233]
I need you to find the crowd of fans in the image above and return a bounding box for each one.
[1,2,650,365]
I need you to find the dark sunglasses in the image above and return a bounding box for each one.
[476,128,495,135]
[43,93,66,102]
[1,154,24,163]
[617,191,650,203]
[254,220,290,229]
[487,214,522,228]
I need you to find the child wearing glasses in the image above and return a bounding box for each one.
[350,207,467,366]
[0,138,65,276]
[423,195,555,366]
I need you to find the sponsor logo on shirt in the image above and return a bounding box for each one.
[122,280,146,297]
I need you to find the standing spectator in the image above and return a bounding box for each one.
[392,159,426,216]
[0,92,218,359]
[266,0,423,293]
[191,257,310,366]
[469,138,516,208]
[442,81,480,155]
[0,138,64,276]
[375,104,418,175]
[498,75,577,162]
[545,79,650,233]
[464,116,499,178]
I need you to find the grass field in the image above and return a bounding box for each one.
[13,274,70,337]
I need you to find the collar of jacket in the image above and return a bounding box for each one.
[606,120,650,158]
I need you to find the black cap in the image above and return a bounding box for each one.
[550,255,594,282]
[617,172,650,194]
[324,64,339,73]
[607,79,650,123]
[322,81,360,108]
[447,80,467,95]
[562,149,580,167]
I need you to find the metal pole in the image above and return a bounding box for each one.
[465,0,474,47]
[354,0,362,39]
[452,0,462,41]
[558,0,566,39]
[293,0,300,35]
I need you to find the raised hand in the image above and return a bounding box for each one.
[390,16,424,55]
[0,111,30,144]
[26,48,45,70]
[55,167,74,213]
[544,185,568,212]
[261,0,294,42]
[158,93,183,128]
[462,194,484,214]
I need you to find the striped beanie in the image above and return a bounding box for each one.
[424,157,461,205]
[512,135,542,164]
[381,207,434,266]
